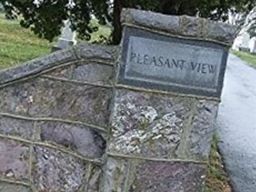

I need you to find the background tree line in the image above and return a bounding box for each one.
[1,0,255,44]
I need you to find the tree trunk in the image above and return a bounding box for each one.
[112,0,123,45]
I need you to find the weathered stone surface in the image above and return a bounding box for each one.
[181,16,205,37]
[74,44,118,62]
[207,21,238,45]
[0,140,30,180]
[188,100,218,160]
[32,146,86,192]
[87,165,102,192]
[0,48,76,86]
[0,78,112,127]
[131,161,206,192]
[101,157,130,192]
[72,63,114,84]
[47,65,73,79]
[39,121,106,158]
[109,89,192,159]
[121,8,238,45]
[0,116,34,140]
[102,157,206,192]
[46,62,114,85]
[121,8,180,34]
[0,182,31,192]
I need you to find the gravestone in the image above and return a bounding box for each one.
[102,9,237,192]
[249,37,256,54]
[52,20,77,51]
[232,32,250,51]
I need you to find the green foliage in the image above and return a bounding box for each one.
[1,0,256,44]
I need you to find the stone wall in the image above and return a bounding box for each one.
[0,8,237,192]
[0,44,117,192]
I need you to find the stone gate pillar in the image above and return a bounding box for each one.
[101,9,237,192]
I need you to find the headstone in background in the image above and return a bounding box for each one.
[232,32,250,51]
[52,20,77,51]
[231,6,256,52]
[0,3,4,12]
[102,9,237,192]
[249,37,256,54]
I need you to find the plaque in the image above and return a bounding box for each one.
[117,27,229,97]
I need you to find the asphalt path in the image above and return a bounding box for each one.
[217,54,256,192]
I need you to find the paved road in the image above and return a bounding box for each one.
[217,54,256,192]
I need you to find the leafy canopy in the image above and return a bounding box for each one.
[1,0,255,44]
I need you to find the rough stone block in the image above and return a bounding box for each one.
[0,140,30,180]
[74,44,117,62]
[39,121,106,158]
[188,100,218,160]
[181,16,205,37]
[71,63,114,85]
[87,165,102,192]
[101,157,130,192]
[47,65,73,79]
[121,8,238,45]
[0,182,31,192]
[207,21,239,45]
[32,146,86,192]
[0,78,112,127]
[0,116,34,140]
[109,89,192,159]
[102,157,206,192]
[121,8,180,34]
[131,160,206,192]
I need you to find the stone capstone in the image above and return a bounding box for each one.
[121,8,238,46]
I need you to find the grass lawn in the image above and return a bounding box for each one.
[0,14,111,70]
[0,14,52,69]
[0,14,230,192]
[232,50,256,67]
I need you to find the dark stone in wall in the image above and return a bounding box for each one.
[102,157,206,192]
[39,121,106,158]
[131,161,206,192]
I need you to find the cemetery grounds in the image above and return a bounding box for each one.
[0,14,232,192]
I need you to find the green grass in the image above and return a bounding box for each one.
[0,15,111,70]
[0,14,52,69]
[232,50,256,67]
